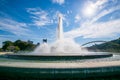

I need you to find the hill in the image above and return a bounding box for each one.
[87,38,120,52]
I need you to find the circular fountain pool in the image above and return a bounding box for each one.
[3,52,113,61]
[0,52,120,80]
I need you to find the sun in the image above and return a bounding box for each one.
[82,3,96,17]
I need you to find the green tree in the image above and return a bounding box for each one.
[2,40,37,52]
[14,40,36,51]
[0,48,2,52]
[2,41,13,51]
[14,46,20,52]
[14,40,27,50]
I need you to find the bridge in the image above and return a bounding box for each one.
[81,41,107,46]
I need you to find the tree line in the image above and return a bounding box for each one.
[0,40,40,52]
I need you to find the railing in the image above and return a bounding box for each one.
[81,41,107,46]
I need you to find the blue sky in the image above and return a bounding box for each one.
[0,0,120,47]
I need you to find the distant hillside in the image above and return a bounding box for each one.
[87,38,120,52]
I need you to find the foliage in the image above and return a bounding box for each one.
[2,41,13,51]
[2,40,37,52]
[0,48,2,51]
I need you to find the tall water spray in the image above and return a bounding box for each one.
[57,15,63,40]
[34,14,87,54]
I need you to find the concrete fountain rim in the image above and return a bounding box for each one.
[3,52,113,61]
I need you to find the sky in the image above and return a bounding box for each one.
[0,0,120,47]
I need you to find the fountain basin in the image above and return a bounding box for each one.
[0,60,120,80]
[3,52,113,61]
[0,53,120,80]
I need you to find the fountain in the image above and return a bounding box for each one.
[4,15,112,60]
[34,14,84,54]
[0,15,120,80]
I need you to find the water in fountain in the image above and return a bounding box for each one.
[33,14,87,55]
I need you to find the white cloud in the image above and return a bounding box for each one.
[55,11,65,20]
[90,5,120,24]
[53,11,69,26]
[95,0,108,7]
[82,19,120,38]
[0,18,30,36]
[27,8,52,27]
[75,14,81,23]
[82,0,108,17]
[65,5,120,39]
[52,0,65,5]
[65,19,120,39]
[27,8,69,28]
